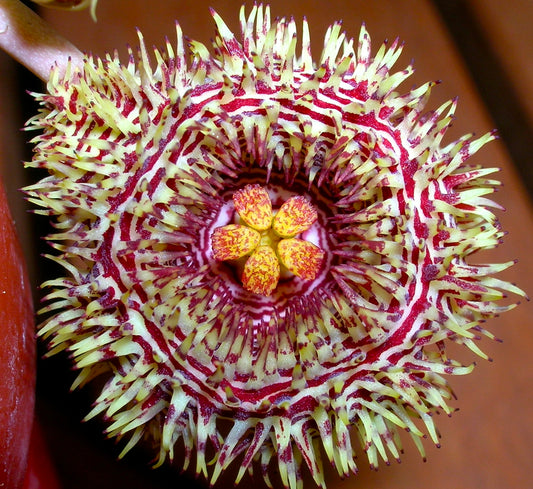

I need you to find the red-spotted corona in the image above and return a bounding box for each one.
[26,5,523,489]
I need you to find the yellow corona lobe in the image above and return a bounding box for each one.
[242,246,280,295]
[211,224,261,260]
[233,184,272,231]
[273,196,318,237]
[278,238,325,279]
[213,185,325,295]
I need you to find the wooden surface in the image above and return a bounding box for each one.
[1,1,532,488]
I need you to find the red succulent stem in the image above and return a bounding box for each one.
[22,420,61,489]
[0,0,82,81]
[0,175,35,488]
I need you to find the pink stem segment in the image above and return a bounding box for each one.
[0,0,83,81]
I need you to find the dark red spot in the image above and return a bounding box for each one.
[423,264,439,282]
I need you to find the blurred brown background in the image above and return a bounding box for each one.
[1,0,532,488]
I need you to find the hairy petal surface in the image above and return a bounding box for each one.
[26,5,523,489]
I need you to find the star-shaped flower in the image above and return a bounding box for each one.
[25,5,524,489]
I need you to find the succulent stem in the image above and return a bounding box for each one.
[0,0,82,81]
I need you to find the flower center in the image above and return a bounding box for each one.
[211,184,325,295]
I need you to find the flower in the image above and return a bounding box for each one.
[26,5,524,489]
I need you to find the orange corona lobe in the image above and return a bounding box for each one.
[211,224,260,260]
[212,185,325,295]
[273,196,318,237]
[233,184,272,231]
[242,246,280,295]
[278,238,325,280]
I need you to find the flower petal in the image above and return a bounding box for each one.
[211,224,260,260]
[25,6,526,489]
[273,195,317,237]
[242,245,280,295]
[277,238,324,280]
[233,184,272,231]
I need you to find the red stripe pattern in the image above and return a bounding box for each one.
[26,5,523,489]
